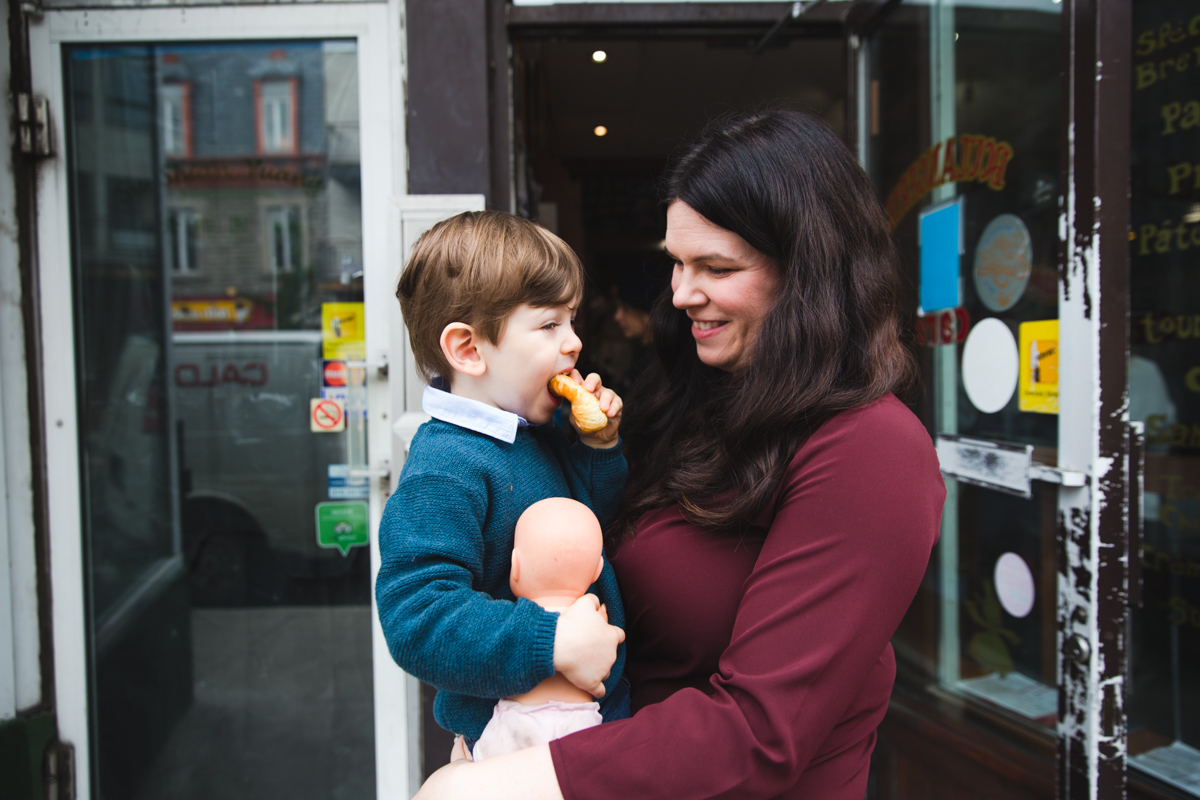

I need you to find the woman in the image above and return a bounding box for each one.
[416,109,945,800]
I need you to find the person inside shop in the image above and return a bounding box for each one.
[612,254,671,393]
[413,108,946,800]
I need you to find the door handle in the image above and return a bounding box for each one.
[937,434,1086,498]
[1029,463,1086,486]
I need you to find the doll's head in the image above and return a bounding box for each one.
[510,497,604,607]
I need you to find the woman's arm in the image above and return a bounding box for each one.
[413,400,943,800]
[415,745,564,800]
[549,399,945,800]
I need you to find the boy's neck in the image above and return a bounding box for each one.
[444,374,516,417]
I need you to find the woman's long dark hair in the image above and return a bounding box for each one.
[612,109,915,543]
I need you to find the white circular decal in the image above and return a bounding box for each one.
[974,214,1033,313]
[961,318,1019,414]
[994,552,1035,618]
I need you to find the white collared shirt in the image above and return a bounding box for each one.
[422,380,529,444]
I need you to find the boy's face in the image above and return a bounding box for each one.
[476,302,582,424]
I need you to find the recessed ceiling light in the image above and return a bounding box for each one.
[592,50,607,63]
[594,125,608,137]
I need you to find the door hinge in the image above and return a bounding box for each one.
[17,94,55,160]
[44,740,76,800]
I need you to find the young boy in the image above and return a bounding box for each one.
[375,211,629,757]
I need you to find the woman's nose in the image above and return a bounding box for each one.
[672,268,702,309]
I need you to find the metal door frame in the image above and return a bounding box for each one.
[28,3,415,797]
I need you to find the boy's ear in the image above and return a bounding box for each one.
[440,323,487,378]
[510,549,522,586]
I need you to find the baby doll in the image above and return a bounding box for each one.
[471,497,608,760]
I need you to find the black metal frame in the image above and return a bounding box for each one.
[1058,0,1131,795]
[7,0,57,721]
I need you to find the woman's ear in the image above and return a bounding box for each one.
[440,323,487,378]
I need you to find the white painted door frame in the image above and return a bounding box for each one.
[29,4,415,797]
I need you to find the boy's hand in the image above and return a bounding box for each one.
[553,593,625,698]
[568,370,622,449]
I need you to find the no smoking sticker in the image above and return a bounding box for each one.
[311,398,345,432]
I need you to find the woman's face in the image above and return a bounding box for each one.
[665,200,781,372]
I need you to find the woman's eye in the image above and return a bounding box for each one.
[708,267,732,276]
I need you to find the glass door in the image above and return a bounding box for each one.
[30,5,413,799]
[863,1,1132,797]
[869,0,1064,724]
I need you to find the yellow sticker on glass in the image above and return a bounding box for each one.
[1019,320,1058,414]
[322,302,366,361]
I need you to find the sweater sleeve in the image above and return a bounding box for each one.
[550,402,945,799]
[375,472,558,699]
[562,436,627,527]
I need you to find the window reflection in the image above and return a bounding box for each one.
[1129,0,1200,793]
[65,39,373,800]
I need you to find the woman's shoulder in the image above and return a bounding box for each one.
[811,394,930,448]
[771,394,945,541]
[785,394,940,483]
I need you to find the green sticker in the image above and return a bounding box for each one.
[315,501,369,556]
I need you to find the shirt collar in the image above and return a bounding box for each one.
[422,379,529,444]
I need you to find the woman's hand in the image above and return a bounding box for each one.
[570,370,622,449]
[553,593,625,698]
[414,745,565,800]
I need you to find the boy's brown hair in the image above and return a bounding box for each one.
[396,210,585,381]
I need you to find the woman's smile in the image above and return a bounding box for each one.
[666,201,781,372]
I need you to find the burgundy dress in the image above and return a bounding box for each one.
[550,395,945,800]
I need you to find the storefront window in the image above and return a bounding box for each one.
[1128,0,1200,794]
[869,0,1063,730]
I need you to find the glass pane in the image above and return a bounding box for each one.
[868,0,1063,730]
[1128,0,1200,794]
[65,40,374,800]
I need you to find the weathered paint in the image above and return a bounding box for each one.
[1056,1,1132,798]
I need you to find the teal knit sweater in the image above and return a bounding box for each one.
[375,418,628,741]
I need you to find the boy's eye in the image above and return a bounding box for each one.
[541,321,559,331]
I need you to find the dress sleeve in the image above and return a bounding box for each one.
[550,404,945,799]
[375,472,558,699]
